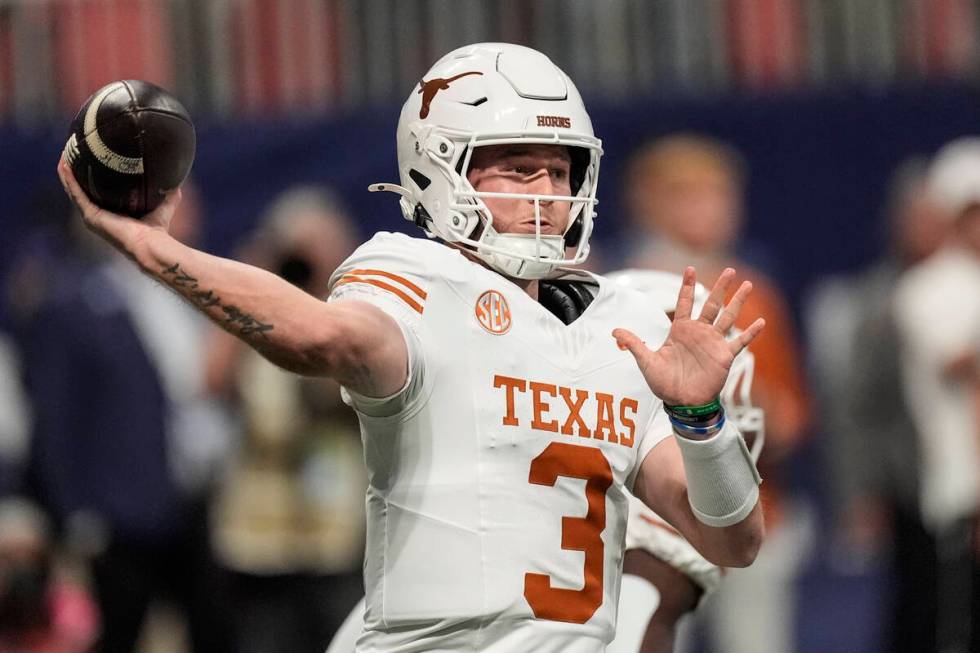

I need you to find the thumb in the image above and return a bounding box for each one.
[612,328,647,359]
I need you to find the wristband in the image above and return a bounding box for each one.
[670,412,726,440]
[673,420,763,527]
[665,398,723,421]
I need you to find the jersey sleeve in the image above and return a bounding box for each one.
[326,232,433,419]
[327,232,430,331]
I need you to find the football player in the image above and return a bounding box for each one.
[58,43,764,652]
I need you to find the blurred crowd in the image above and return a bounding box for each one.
[1,131,978,653]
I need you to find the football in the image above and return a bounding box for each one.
[63,80,196,217]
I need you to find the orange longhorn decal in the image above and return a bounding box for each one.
[418,71,483,119]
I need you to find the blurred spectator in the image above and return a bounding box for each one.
[0,333,31,497]
[805,159,948,652]
[893,139,980,653]
[621,134,811,653]
[0,497,98,653]
[206,187,366,653]
[19,182,235,652]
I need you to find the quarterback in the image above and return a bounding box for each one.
[58,43,764,652]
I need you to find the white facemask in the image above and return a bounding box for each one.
[476,221,565,279]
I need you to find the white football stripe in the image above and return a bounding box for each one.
[83,82,145,175]
[63,133,80,165]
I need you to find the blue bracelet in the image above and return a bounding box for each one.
[670,413,726,439]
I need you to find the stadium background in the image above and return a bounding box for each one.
[1,1,978,652]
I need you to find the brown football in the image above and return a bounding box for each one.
[63,80,195,217]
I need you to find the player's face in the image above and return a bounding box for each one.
[467,144,573,237]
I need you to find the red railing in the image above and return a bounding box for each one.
[0,0,977,125]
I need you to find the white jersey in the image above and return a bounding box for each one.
[327,232,672,652]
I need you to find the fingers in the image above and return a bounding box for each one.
[715,279,753,333]
[699,267,736,324]
[57,156,100,219]
[612,328,648,360]
[728,317,765,355]
[673,267,697,321]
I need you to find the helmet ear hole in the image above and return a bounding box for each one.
[409,169,431,191]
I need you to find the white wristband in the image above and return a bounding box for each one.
[674,419,762,527]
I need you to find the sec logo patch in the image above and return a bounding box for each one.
[475,290,512,335]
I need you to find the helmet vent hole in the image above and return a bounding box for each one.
[409,169,431,191]
[459,97,488,107]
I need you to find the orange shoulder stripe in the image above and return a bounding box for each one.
[335,275,424,314]
[349,268,427,300]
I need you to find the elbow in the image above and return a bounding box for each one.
[292,320,352,377]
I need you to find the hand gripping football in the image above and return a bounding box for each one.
[63,80,196,217]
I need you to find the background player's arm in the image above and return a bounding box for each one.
[633,438,763,567]
[57,158,407,398]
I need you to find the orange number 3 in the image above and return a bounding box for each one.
[524,442,614,624]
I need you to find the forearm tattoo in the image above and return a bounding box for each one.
[162,263,274,338]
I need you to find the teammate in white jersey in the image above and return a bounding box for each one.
[58,43,765,652]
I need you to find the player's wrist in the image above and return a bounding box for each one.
[665,398,725,440]
[131,225,177,274]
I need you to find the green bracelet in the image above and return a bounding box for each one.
[664,397,723,418]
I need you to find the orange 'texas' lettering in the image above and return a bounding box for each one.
[619,398,638,448]
[492,374,640,450]
[559,387,591,438]
[493,375,526,426]
[594,393,617,443]
[530,382,559,432]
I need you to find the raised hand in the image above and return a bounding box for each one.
[613,267,764,407]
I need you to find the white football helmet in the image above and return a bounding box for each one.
[370,42,603,279]
[607,269,765,461]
